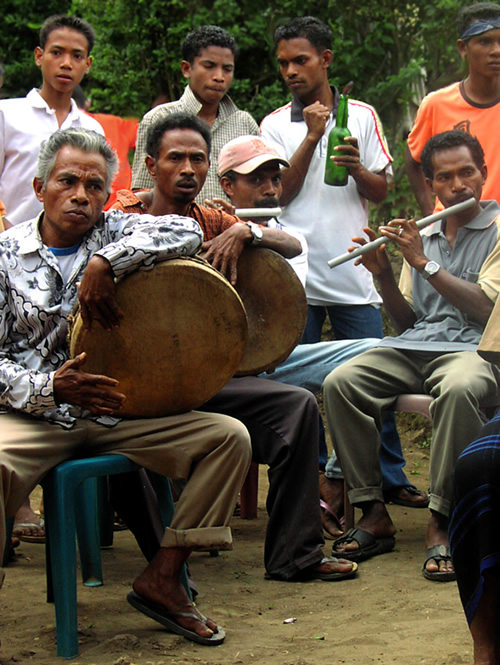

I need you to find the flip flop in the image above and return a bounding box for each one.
[384,486,429,508]
[13,520,45,543]
[320,500,344,539]
[301,555,358,581]
[422,545,456,582]
[332,527,395,563]
[127,590,226,645]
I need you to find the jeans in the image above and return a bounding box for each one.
[297,304,411,490]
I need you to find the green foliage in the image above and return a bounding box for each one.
[1,0,71,98]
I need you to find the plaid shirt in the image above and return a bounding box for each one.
[131,86,259,202]
[113,190,238,240]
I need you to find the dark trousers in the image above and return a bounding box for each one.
[201,376,324,579]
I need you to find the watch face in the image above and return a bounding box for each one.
[424,261,440,278]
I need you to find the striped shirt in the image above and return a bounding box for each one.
[131,86,259,202]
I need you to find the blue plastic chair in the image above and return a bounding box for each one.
[38,454,188,659]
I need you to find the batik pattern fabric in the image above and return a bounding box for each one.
[0,210,202,428]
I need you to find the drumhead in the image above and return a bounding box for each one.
[69,257,248,417]
[234,247,307,375]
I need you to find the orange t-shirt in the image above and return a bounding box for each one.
[407,81,500,210]
[87,113,139,209]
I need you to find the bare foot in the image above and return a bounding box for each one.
[132,546,219,640]
[319,473,344,515]
[319,473,344,538]
[13,497,44,541]
[424,511,454,576]
[311,556,355,576]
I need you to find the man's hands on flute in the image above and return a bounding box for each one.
[349,221,419,334]
[350,218,427,276]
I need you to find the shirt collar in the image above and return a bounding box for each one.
[26,88,80,118]
[290,85,339,122]
[427,200,500,236]
[180,85,239,121]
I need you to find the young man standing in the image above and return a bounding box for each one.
[261,17,426,512]
[261,16,392,344]
[405,2,500,215]
[131,25,258,203]
[0,15,104,227]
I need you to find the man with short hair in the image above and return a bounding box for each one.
[261,16,391,343]
[120,113,301,284]
[0,126,253,646]
[215,134,427,531]
[324,131,500,581]
[131,25,258,202]
[113,112,358,581]
[406,2,500,215]
[259,20,426,513]
[0,14,104,227]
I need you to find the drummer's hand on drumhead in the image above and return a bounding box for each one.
[350,227,391,277]
[200,224,248,285]
[204,198,236,216]
[54,352,126,415]
[78,256,124,331]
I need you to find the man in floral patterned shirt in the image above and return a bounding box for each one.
[0,127,252,647]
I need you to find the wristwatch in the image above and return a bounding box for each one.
[422,260,440,280]
[245,222,263,245]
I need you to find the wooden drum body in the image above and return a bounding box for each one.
[234,247,307,375]
[68,257,248,417]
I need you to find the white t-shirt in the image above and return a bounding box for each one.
[0,89,104,225]
[267,218,308,287]
[261,93,392,307]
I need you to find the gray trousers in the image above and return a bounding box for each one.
[322,348,500,516]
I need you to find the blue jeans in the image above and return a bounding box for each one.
[302,303,384,344]
[296,304,411,490]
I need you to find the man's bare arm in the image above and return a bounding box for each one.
[380,219,494,325]
[332,136,387,203]
[404,144,434,216]
[279,101,330,205]
[201,222,301,284]
[351,228,417,333]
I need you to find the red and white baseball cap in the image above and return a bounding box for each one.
[218,135,289,177]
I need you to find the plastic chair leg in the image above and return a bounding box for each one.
[75,477,103,587]
[2,517,14,567]
[42,471,80,659]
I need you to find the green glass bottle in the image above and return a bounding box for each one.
[324,82,353,186]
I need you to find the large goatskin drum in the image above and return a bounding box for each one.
[68,257,248,417]
[234,247,307,375]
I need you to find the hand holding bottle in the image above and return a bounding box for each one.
[330,136,362,175]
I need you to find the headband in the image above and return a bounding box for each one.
[460,17,500,41]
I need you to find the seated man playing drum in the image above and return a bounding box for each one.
[112,112,357,583]
[0,127,253,647]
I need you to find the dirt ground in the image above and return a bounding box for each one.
[0,417,473,665]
